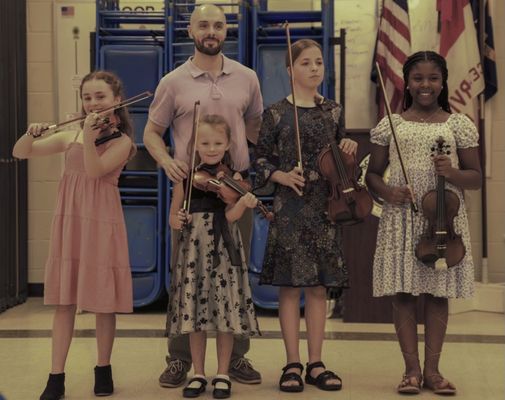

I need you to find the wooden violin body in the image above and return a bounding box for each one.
[415,137,465,269]
[193,164,274,221]
[318,142,372,225]
[415,189,465,268]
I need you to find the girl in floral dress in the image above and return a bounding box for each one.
[366,51,482,395]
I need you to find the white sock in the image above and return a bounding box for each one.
[187,374,206,389]
[214,374,230,390]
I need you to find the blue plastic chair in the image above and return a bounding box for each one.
[99,44,162,109]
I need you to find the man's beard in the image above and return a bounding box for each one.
[194,37,223,56]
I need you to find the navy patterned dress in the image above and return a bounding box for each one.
[254,98,349,288]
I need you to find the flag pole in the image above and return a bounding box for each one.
[478,0,488,284]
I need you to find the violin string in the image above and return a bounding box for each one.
[221,175,247,196]
[436,139,446,248]
[331,143,351,197]
[218,174,271,219]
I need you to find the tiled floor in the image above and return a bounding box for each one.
[0,298,504,400]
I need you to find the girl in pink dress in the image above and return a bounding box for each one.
[13,71,135,400]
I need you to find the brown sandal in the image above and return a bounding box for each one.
[397,374,422,394]
[423,373,456,395]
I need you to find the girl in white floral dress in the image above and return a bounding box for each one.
[366,51,482,395]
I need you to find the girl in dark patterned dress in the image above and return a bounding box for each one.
[167,114,260,399]
[254,39,357,393]
[366,51,482,395]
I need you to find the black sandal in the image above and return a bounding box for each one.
[305,361,342,391]
[279,362,304,393]
[212,377,232,399]
[182,377,207,398]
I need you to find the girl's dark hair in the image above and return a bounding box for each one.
[79,70,136,153]
[402,51,451,113]
[285,39,322,67]
[189,114,232,166]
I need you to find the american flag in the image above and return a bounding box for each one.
[374,0,411,119]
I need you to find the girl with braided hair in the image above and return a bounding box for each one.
[366,51,482,395]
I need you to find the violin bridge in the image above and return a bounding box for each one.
[435,230,447,235]
[343,188,355,193]
[435,258,448,270]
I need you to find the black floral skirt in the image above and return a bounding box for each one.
[167,212,260,337]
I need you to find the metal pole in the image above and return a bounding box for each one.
[478,0,488,283]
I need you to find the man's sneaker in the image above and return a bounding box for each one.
[228,358,261,384]
[159,358,191,388]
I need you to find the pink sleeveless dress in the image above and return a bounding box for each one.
[43,137,133,313]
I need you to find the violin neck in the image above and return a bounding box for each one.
[330,141,351,187]
[436,175,446,232]
[221,175,247,196]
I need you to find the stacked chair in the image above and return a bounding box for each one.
[94,0,343,309]
[94,1,248,307]
[95,0,166,307]
[163,2,248,293]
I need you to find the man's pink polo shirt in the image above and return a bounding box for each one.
[148,54,263,171]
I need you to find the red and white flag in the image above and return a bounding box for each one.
[375,0,411,119]
[438,0,484,122]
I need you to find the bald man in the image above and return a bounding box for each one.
[144,4,263,389]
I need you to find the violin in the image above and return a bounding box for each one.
[93,114,123,146]
[193,164,274,221]
[415,137,465,269]
[318,138,373,225]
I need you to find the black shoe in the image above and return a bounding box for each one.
[228,358,261,384]
[94,365,114,396]
[212,377,231,399]
[305,361,342,391]
[40,373,65,400]
[159,358,191,388]
[279,362,304,393]
[182,377,207,398]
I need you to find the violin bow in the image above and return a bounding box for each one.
[375,62,418,213]
[284,21,303,170]
[182,100,201,218]
[41,91,153,134]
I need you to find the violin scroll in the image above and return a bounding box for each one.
[430,137,451,157]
